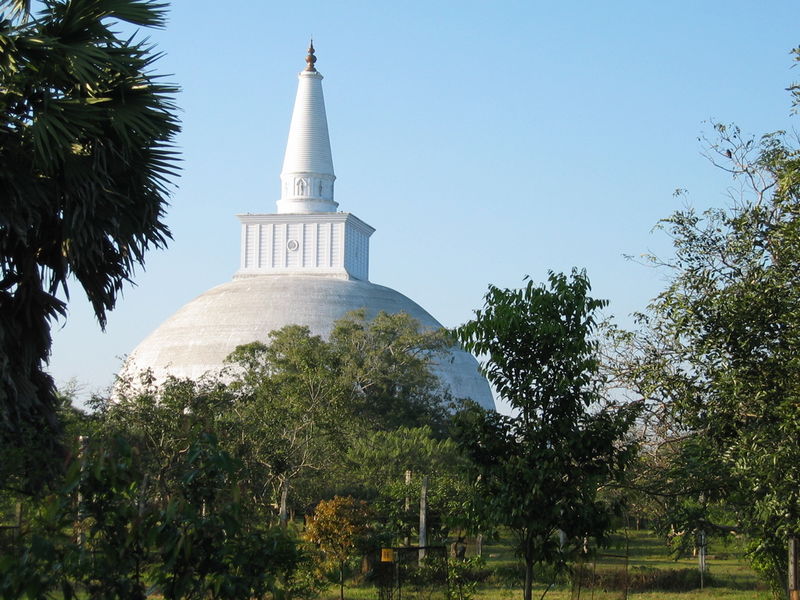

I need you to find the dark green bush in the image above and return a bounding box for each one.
[571,565,717,592]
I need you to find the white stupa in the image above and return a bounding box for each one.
[123,44,494,410]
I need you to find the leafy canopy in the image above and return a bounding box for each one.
[610,122,800,596]
[454,271,638,600]
[0,0,180,486]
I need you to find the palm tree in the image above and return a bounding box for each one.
[0,0,180,490]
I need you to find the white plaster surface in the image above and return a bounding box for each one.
[122,50,495,412]
[124,275,495,410]
[237,212,374,281]
[278,69,337,214]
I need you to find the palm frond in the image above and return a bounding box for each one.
[0,0,32,22]
[0,0,181,486]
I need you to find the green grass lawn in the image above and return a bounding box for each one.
[326,529,772,600]
[39,527,767,599]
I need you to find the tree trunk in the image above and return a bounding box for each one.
[404,469,412,546]
[418,475,428,565]
[697,530,706,590]
[789,536,799,600]
[279,481,289,529]
[14,502,22,547]
[340,559,345,600]
[523,558,534,600]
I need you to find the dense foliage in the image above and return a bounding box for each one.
[0,311,469,597]
[4,5,796,598]
[342,426,482,541]
[0,433,302,600]
[0,0,180,488]
[454,271,639,600]
[610,123,800,597]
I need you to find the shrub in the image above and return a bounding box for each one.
[571,565,716,592]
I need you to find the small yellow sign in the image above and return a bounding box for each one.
[381,548,394,563]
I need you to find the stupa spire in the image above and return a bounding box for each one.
[278,42,337,214]
[305,40,317,72]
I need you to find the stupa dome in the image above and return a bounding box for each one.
[122,45,495,411]
[123,276,493,408]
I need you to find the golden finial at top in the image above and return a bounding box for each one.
[305,39,317,72]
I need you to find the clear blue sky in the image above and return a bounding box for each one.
[48,1,800,411]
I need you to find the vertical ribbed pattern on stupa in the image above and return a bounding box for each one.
[278,69,338,214]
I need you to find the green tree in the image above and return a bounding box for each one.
[99,311,457,535]
[225,326,350,527]
[0,436,155,599]
[152,433,300,600]
[330,310,452,433]
[610,123,800,597]
[223,312,455,524]
[453,271,638,600]
[343,426,482,544]
[0,433,298,600]
[95,375,239,507]
[0,0,180,483]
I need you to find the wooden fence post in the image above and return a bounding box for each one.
[789,536,799,600]
[418,475,428,564]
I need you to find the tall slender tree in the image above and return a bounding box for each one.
[454,271,638,600]
[0,0,180,486]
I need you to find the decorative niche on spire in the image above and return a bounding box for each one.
[277,41,337,214]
